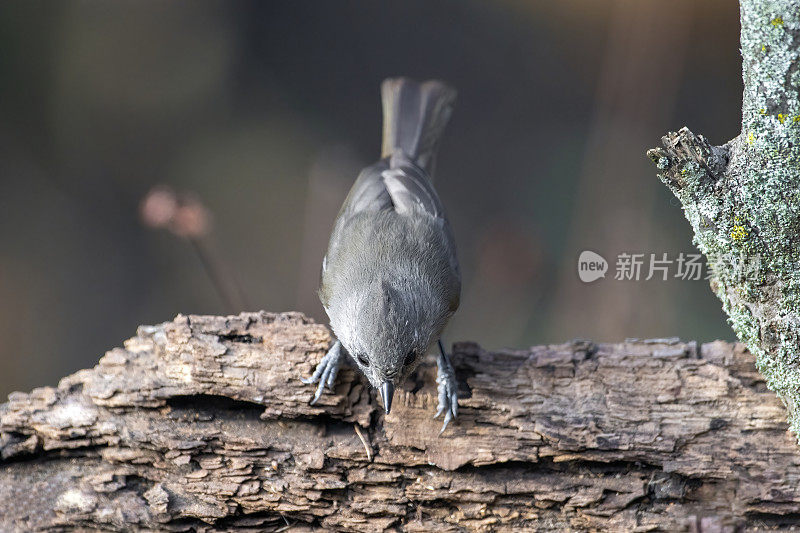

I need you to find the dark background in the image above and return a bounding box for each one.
[0,0,741,397]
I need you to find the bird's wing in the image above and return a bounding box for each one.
[321,161,392,283]
[380,163,441,217]
[379,162,460,297]
[340,161,394,215]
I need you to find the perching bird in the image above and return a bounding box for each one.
[303,77,461,433]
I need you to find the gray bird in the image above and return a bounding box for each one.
[302,77,461,433]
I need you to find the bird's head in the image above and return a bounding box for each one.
[329,277,448,413]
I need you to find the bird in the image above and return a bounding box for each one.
[303,77,461,433]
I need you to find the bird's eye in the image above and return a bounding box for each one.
[404,350,416,367]
[356,353,370,367]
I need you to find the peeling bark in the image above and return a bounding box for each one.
[649,2,800,438]
[1,311,798,531]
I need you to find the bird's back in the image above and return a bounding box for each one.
[319,78,460,326]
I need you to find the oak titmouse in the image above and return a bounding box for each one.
[303,77,461,433]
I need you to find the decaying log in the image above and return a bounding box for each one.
[0,311,798,531]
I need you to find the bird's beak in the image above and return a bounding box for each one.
[380,381,394,414]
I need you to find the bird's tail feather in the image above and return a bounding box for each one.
[380,77,456,175]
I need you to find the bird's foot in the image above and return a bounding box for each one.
[302,340,344,405]
[434,340,459,435]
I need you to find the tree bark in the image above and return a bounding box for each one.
[648,1,800,438]
[1,311,798,531]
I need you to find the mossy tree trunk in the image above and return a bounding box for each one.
[648,0,800,437]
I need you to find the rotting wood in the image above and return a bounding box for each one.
[1,311,798,531]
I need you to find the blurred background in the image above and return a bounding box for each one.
[0,0,741,397]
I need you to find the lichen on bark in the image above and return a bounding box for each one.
[649,1,800,435]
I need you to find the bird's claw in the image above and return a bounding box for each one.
[434,342,459,435]
[302,340,343,405]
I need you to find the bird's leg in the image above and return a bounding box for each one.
[434,339,459,434]
[302,339,345,405]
